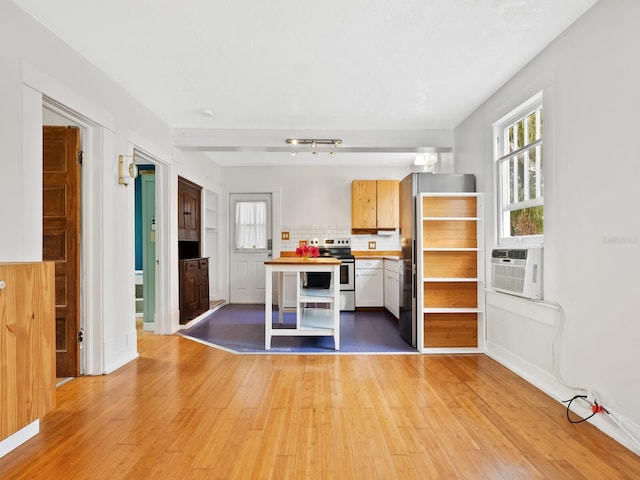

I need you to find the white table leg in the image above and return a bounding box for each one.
[265,266,272,350]
[277,271,284,324]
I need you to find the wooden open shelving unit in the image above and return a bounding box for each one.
[416,193,484,353]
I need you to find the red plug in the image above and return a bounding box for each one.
[592,404,606,414]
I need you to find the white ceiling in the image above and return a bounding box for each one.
[14,0,598,166]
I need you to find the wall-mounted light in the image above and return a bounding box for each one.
[119,154,139,186]
[415,153,439,172]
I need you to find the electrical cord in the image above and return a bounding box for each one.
[562,394,608,424]
[549,302,599,405]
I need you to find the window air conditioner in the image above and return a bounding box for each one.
[491,248,543,299]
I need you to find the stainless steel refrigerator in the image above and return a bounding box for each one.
[399,173,476,346]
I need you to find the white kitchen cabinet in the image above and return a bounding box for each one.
[383,259,400,319]
[355,259,383,307]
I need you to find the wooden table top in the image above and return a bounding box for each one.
[265,257,341,265]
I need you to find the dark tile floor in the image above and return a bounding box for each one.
[179,304,417,354]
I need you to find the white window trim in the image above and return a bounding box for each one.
[494,92,544,247]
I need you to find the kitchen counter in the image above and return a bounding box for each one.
[352,250,401,260]
[353,254,400,261]
[265,257,341,265]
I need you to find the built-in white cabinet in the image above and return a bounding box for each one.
[204,189,219,299]
[383,259,400,318]
[355,259,383,307]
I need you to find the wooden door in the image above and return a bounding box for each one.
[141,173,156,327]
[229,193,272,303]
[179,259,199,323]
[43,126,81,377]
[351,180,376,229]
[376,180,399,229]
[178,177,201,242]
[197,258,209,312]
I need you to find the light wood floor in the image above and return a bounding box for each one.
[2,332,639,479]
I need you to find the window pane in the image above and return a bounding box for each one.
[235,201,267,250]
[508,158,515,204]
[516,119,525,149]
[507,126,514,154]
[510,206,544,236]
[517,153,525,202]
[528,146,543,200]
[527,112,537,144]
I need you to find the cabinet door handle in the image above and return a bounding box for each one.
[0,280,5,290]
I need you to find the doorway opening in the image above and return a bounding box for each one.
[42,102,93,377]
[134,161,156,334]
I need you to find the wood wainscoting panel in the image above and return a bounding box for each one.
[0,262,56,441]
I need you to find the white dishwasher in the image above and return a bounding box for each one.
[355,259,383,307]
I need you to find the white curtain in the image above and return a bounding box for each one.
[235,201,267,249]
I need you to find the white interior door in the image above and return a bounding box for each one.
[229,193,272,303]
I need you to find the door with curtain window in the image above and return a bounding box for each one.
[229,193,272,303]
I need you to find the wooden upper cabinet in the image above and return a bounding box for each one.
[178,176,202,242]
[351,180,377,230]
[376,180,399,229]
[351,180,399,232]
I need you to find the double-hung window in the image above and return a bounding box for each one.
[495,92,544,244]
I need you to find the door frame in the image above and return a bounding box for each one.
[140,170,156,330]
[42,98,101,375]
[27,61,173,373]
[131,146,172,335]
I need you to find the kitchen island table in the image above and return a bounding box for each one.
[264,257,341,350]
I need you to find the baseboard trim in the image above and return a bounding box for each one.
[0,420,39,459]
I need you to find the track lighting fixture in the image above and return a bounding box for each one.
[285,138,343,156]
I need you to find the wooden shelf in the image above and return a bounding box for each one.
[300,288,334,303]
[423,312,478,348]
[423,281,478,309]
[300,308,335,330]
[421,196,477,217]
[423,251,477,278]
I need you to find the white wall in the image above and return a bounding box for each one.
[0,2,175,376]
[222,164,410,226]
[219,164,411,299]
[455,0,640,452]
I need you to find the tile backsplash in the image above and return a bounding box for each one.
[280,225,400,252]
